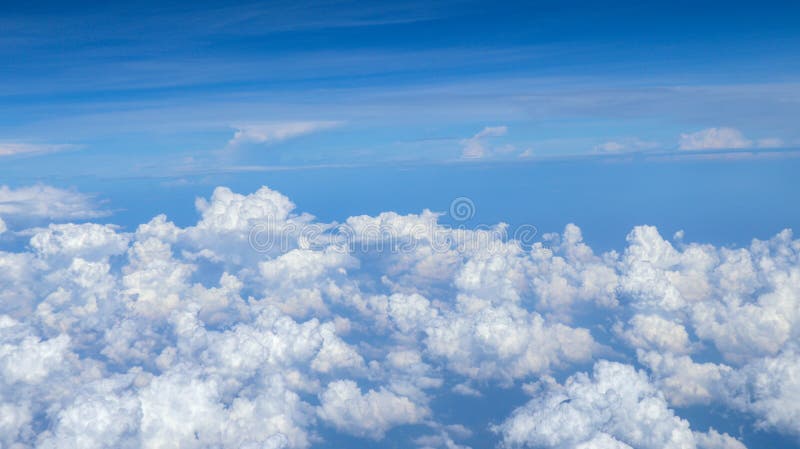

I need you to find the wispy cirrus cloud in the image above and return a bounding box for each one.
[0,142,77,157]
[460,125,508,159]
[678,127,784,151]
[593,138,661,154]
[225,121,342,150]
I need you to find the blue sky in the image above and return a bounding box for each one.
[3,0,799,246]
[3,0,800,180]
[1,2,800,449]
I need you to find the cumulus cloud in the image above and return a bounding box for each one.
[495,360,742,449]
[317,380,428,439]
[460,125,508,159]
[420,295,596,382]
[226,121,341,149]
[0,184,799,447]
[615,314,692,355]
[678,127,783,151]
[30,223,129,260]
[0,184,108,225]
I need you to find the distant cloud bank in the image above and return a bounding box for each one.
[679,127,784,151]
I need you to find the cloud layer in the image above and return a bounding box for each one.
[678,127,783,151]
[0,185,797,448]
[0,184,109,228]
[0,142,76,157]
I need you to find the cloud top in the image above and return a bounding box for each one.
[0,185,796,448]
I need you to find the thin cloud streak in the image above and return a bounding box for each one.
[225,121,342,150]
[0,142,77,158]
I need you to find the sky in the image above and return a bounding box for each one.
[1,1,800,449]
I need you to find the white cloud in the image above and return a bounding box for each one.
[495,360,743,449]
[417,295,596,382]
[596,141,626,153]
[528,224,619,314]
[636,351,731,407]
[616,314,692,355]
[0,217,6,234]
[460,125,508,159]
[518,148,534,158]
[0,184,799,447]
[726,349,800,435]
[226,121,341,149]
[0,142,76,157]
[678,127,784,151]
[679,127,752,150]
[317,380,428,439]
[193,185,306,233]
[258,248,359,317]
[694,429,748,449]
[0,322,71,385]
[0,184,108,224]
[594,138,659,153]
[756,137,784,148]
[30,223,129,261]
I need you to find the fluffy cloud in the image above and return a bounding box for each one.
[0,184,799,447]
[616,314,692,355]
[725,349,800,434]
[30,223,129,260]
[495,360,742,449]
[613,225,800,438]
[421,296,596,382]
[317,380,428,439]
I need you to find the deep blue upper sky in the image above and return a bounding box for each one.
[1,0,799,244]
[3,0,800,167]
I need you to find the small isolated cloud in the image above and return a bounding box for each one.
[0,142,76,157]
[452,382,482,397]
[226,121,341,149]
[460,126,508,159]
[678,127,784,151]
[594,138,660,154]
[0,185,109,225]
[756,137,785,148]
[518,148,534,158]
[595,141,626,153]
